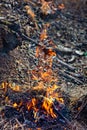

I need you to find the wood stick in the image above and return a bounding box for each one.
[54,107,73,129]
[58,69,84,84]
[75,100,87,119]
[54,58,75,71]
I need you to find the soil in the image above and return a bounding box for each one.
[0,0,87,130]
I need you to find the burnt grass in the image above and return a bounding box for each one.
[0,0,87,130]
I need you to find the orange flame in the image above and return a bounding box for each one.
[1,34,64,120]
[58,3,65,10]
[40,0,51,15]
[37,128,41,130]
[27,98,38,112]
[42,98,56,118]
[13,101,23,109]
[40,29,48,41]
[41,84,64,118]
[12,85,20,91]
[1,82,20,92]
[46,85,64,104]
[34,43,64,118]
[33,81,45,90]
[25,5,35,20]
[13,103,18,108]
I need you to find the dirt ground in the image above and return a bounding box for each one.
[0,0,87,130]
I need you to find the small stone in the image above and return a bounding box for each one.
[75,50,84,56]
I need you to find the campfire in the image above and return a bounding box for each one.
[0,40,71,129]
[0,0,87,130]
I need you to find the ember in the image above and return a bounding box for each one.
[58,3,65,10]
